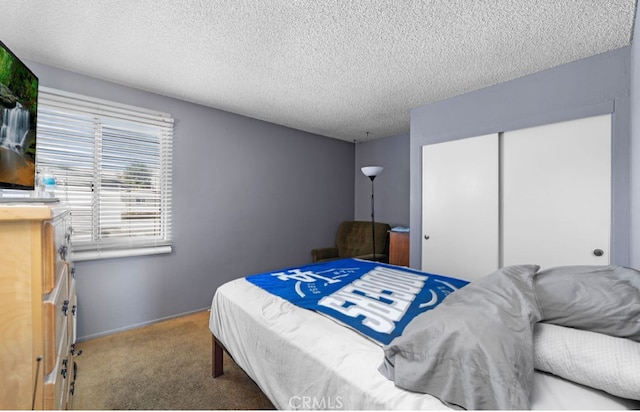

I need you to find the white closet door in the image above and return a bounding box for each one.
[502,114,611,269]
[422,134,499,281]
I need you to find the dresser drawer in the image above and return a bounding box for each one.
[43,266,69,375]
[43,347,70,410]
[43,213,70,295]
[68,269,77,345]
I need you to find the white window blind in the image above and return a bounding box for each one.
[37,87,173,261]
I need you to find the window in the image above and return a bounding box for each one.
[37,87,173,261]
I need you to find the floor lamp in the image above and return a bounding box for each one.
[361,166,383,261]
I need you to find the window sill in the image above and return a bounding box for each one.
[71,245,172,261]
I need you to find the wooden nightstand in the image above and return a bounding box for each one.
[388,231,409,266]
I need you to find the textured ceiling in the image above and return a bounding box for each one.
[0,1,636,142]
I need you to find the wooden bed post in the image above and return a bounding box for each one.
[212,335,224,377]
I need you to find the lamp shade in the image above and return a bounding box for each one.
[361,166,383,177]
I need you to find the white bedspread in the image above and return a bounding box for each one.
[209,277,639,410]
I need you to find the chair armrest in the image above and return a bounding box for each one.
[311,247,339,262]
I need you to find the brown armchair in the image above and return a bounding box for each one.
[311,220,391,263]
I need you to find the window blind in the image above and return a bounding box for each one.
[37,87,173,260]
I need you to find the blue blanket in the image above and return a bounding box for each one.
[246,258,469,345]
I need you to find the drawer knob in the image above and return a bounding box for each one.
[58,245,68,260]
[61,358,68,379]
[71,344,83,357]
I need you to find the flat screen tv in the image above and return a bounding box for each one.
[0,39,38,190]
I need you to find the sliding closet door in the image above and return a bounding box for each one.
[421,134,499,281]
[502,114,611,269]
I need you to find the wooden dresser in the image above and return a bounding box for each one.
[389,231,410,267]
[0,203,78,410]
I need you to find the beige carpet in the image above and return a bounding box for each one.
[71,310,275,410]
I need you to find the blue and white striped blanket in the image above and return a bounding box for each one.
[246,258,469,345]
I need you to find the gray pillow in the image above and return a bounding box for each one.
[534,265,640,341]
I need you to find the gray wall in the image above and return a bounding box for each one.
[408,47,632,269]
[631,18,640,269]
[27,61,355,340]
[29,40,636,340]
[354,133,410,228]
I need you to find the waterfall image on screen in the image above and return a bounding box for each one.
[0,40,38,190]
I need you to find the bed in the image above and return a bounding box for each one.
[208,259,640,410]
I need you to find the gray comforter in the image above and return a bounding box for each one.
[378,264,640,410]
[378,265,541,409]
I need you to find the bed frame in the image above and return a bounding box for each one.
[212,335,224,378]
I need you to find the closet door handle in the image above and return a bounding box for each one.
[593,249,604,257]
[424,235,430,240]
